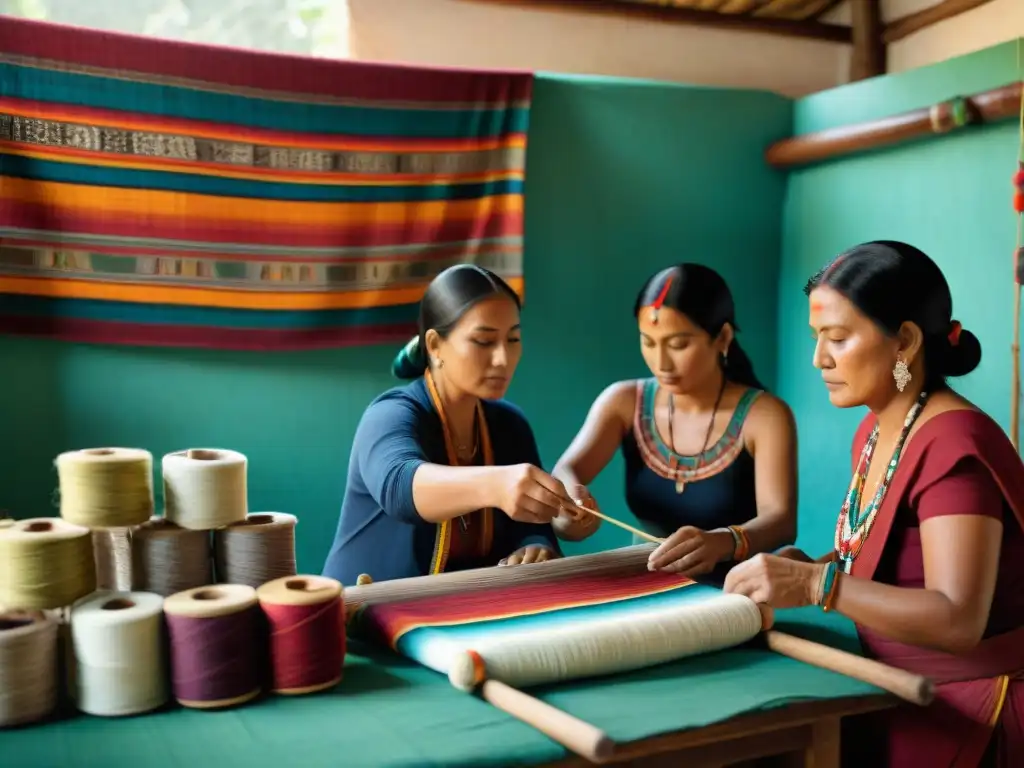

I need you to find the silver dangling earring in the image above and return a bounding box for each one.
[893,356,911,393]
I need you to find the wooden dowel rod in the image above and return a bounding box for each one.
[765,81,1023,169]
[481,679,615,763]
[575,504,664,545]
[765,630,935,706]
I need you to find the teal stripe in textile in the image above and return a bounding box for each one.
[0,155,525,203]
[0,64,531,139]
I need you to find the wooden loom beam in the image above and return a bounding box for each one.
[458,0,853,42]
[765,81,1023,169]
[347,546,934,763]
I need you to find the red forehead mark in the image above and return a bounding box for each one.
[810,301,824,312]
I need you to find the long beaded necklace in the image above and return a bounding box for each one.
[665,375,727,494]
[834,390,928,574]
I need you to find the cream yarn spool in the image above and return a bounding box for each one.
[446,592,765,692]
[132,517,213,597]
[0,611,59,727]
[70,591,167,716]
[92,528,133,592]
[0,519,96,610]
[214,513,297,589]
[56,448,154,529]
[163,449,248,530]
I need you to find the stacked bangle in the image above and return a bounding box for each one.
[727,525,749,561]
[816,559,841,611]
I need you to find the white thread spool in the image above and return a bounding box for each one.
[70,591,167,717]
[131,517,213,597]
[0,611,59,727]
[56,448,154,529]
[446,593,766,691]
[162,449,247,530]
[214,513,297,589]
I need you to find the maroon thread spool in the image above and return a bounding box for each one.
[163,584,261,709]
[257,575,345,695]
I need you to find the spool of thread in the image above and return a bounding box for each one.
[55,448,155,529]
[162,449,248,531]
[214,513,297,589]
[70,591,167,716]
[0,518,96,610]
[257,575,345,695]
[93,528,133,592]
[0,611,59,727]
[131,517,213,597]
[164,584,261,709]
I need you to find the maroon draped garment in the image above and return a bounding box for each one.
[844,409,1024,767]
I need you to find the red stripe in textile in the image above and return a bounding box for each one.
[0,202,523,250]
[0,315,417,351]
[0,17,534,105]
[367,570,693,643]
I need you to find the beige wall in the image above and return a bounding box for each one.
[883,0,1024,73]
[347,0,1023,98]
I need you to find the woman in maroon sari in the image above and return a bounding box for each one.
[723,240,1024,767]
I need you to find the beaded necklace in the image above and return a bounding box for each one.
[834,390,928,574]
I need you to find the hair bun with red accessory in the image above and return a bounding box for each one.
[947,320,963,346]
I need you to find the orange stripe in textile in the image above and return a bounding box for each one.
[0,97,528,153]
[0,275,526,311]
[0,143,525,187]
[0,177,523,227]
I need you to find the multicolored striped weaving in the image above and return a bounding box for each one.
[0,18,531,350]
[362,570,712,680]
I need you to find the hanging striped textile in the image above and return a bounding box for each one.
[0,17,530,350]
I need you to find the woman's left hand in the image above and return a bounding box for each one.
[722,553,822,609]
[648,526,734,576]
[500,545,557,566]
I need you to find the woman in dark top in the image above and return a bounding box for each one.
[552,263,798,580]
[723,241,1024,766]
[322,265,565,586]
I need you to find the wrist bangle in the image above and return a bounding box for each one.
[728,525,749,561]
[818,560,840,611]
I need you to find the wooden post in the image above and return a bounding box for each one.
[849,0,885,81]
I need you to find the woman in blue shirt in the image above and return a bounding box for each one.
[322,264,566,586]
[552,263,797,582]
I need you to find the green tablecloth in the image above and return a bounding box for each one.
[2,609,880,768]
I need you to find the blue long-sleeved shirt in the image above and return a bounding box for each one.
[322,377,561,586]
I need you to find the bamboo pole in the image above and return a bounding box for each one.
[765,82,1022,169]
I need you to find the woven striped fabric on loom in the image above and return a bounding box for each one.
[0,17,531,350]
[361,570,753,687]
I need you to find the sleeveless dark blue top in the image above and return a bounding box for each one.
[621,379,762,581]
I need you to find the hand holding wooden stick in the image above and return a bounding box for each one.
[570,501,664,545]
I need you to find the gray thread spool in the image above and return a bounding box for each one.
[130,518,213,598]
[0,611,59,727]
[214,513,297,589]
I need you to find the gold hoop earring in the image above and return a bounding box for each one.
[893,357,911,393]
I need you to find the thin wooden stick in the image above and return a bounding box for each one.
[765,630,934,706]
[574,503,664,545]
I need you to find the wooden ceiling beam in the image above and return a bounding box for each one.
[461,0,853,43]
[883,0,997,44]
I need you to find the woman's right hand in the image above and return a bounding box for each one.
[774,546,813,562]
[491,464,572,524]
[553,485,602,541]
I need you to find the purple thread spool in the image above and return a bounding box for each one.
[164,584,261,709]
